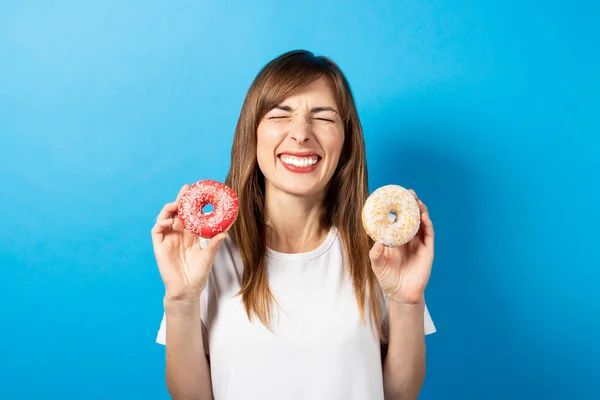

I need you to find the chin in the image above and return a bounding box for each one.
[273,180,327,198]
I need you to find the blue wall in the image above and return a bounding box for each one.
[1,1,598,399]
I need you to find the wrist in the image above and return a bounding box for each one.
[164,293,202,316]
[164,283,204,303]
[387,295,425,308]
[387,298,425,325]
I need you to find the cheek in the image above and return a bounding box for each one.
[255,135,269,166]
[256,125,280,170]
[320,127,345,157]
[257,124,283,148]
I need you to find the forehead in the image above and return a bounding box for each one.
[279,76,338,107]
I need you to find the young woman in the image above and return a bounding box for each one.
[152,50,436,400]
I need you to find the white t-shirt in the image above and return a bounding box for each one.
[156,227,436,400]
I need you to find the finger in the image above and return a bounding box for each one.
[369,242,386,271]
[409,189,418,200]
[157,218,175,229]
[182,227,200,247]
[156,201,178,223]
[151,222,165,246]
[408,199,427,242]
[171,184,190,230]
[153,201,179,245]
[207,232,227,248]
[421,208,435,249]
[201,232,228,262]
[172,213,184,231]
[153,200,180,243]
[176,184,190,201]
[418,199,428,228]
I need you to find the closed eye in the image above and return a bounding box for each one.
[314,117,335,122]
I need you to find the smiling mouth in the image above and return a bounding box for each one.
[277,154,322,172]
[278,154,320,167]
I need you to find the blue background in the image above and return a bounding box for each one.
[1,1,598,399]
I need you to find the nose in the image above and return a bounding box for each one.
[290,119,311,143]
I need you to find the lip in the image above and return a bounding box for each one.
[277,151,321,157]
[277,152,322,173]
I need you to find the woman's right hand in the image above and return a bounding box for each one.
[151,184,227,301]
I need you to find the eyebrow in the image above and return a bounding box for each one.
[274,105,339,114]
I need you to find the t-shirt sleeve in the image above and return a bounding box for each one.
[381,295,437,336]
[423,302,436,335]
[154,290,210,353]
[155,238,211,354]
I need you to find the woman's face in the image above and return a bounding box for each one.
[256,77,345,199]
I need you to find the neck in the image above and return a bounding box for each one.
[264,187,329,254]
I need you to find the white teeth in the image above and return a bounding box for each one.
[280,155,319,167]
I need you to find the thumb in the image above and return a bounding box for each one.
[201,232,228,262]
[369,242,385,270]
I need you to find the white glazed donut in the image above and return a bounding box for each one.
[361,185,421,246]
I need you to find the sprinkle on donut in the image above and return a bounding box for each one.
[361,185,421,247]
[177,180,239,238]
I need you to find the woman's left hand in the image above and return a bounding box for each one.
[369,189,435,305]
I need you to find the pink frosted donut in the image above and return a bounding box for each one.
[362,185,421,246]
[177,180,239,238]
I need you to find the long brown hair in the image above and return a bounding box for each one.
[224,50,385,341]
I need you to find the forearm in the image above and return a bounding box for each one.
[164,296,213,400]
[382,299,426,400]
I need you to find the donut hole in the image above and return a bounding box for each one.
[202,203,215,214]
[387,211,397,223]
